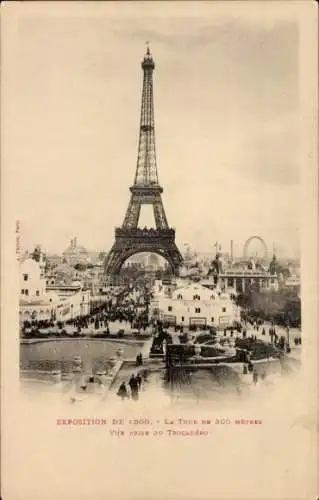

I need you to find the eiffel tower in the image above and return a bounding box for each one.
[105,45,183,280]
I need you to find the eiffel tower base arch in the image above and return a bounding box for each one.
[105,228,183,280]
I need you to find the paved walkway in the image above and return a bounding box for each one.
[243,323,301,345]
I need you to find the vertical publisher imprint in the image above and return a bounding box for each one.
[16,220,20,260]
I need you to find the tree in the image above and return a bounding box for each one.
[74,263,87,271]
[236,289,301,326]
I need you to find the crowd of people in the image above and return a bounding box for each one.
[21,285,153,337]
[230,318,302,349]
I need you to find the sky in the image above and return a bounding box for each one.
[3,2,302,259]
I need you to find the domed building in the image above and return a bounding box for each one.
[203,253,279,293]
[62,237,90,266]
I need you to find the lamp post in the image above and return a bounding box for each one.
[116,347,124,360]
[286,324,290,351]
[194,344,201,360]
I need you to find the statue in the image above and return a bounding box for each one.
[209,252,223,275]
[248,258,256,271]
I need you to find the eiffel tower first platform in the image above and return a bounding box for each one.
[104,45,183,280]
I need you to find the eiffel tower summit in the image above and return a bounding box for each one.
[104,45,183,280]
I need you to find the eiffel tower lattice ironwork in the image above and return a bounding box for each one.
[105,45,183,278]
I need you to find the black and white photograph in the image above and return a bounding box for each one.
[16,5,303,405]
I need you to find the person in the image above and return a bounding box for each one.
[253,369,258,385]
[135,353,143,367]
[117,382,129,401]
[269,328,274,343]
[262,328,266,336]
[129,374,139,401]
[136,373,142,389]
